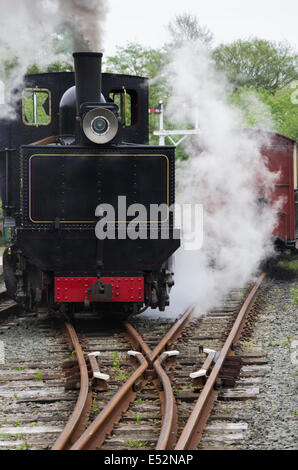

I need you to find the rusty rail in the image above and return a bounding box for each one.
[124,304,195,363]
[52,322,92,450]
[52,274,262,453]
[175,272,266,450]
[154,352,178,450]
[69,305,194,450]
[71,352,148,450]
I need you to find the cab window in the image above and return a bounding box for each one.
[22,88,51,126]
[109,88,137,127]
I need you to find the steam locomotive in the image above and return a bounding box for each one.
[0,52,180,315]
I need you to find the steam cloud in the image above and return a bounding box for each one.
[0,0,108,118]
[144,43,279,318]
[57,0,108,52]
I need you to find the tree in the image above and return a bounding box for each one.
[105,42,168,145]
[167,13,213,48]
[213,39,298,90]
[229,85,298,140]
[104,42,166,78]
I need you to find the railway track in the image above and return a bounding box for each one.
[49,272,266,451]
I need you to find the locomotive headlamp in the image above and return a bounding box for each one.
[91,116,109,135]
[83,107,118,144]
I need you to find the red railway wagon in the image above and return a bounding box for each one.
[257,131,297,250]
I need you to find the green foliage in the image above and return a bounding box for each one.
[115,371,127,381]
[34,369,42,381]
[2,12,298,161]
[290,288,298,305]
[213,39,298,90]
[18,441,30,450]
[125,439,148,448]
[112,351,120,370]
[91,398,101,414]
[104,42,166,78]
[105,42,168,142]
[167,13,213,48]
[23,91,50,126]
[229,85,298,140]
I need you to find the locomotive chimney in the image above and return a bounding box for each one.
[73,52,103,115]
[73,51,119,145]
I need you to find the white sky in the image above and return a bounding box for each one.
[102,0,298,56]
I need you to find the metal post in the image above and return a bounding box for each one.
[159,98,165,146]
[33,91,37,125]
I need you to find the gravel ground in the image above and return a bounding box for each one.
[239,273,297,449]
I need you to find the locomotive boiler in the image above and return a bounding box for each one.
[0,52,180,316]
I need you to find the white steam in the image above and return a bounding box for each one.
[56,0,108,52]
[148,44,279,318]
[0,0,108,118]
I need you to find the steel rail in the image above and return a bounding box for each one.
[124,304,195,363]
[175,272,266,450]
[69,305,194,450]
[154,353,178,450]
[52,322,92,450]
[70,352,148,450]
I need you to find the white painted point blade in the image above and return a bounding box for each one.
[94,372,110,381]
[190,369,206,379]
[88,351,101,357]
[203,348,216,355]
[164,350,180,357]
[127,350,141,357]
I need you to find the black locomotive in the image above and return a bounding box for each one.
[0,52,180,316]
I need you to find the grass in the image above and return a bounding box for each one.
[115,371,127,381]
[18,441,30,450]
[136,414,141,425]
[34,369,42,381]
[91,398,101,414]
[125,439,148,449]
[112,351,120,370]
[271,252,298,279]
[290,288,298,306]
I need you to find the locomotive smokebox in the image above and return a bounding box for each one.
[73,52,103,114]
